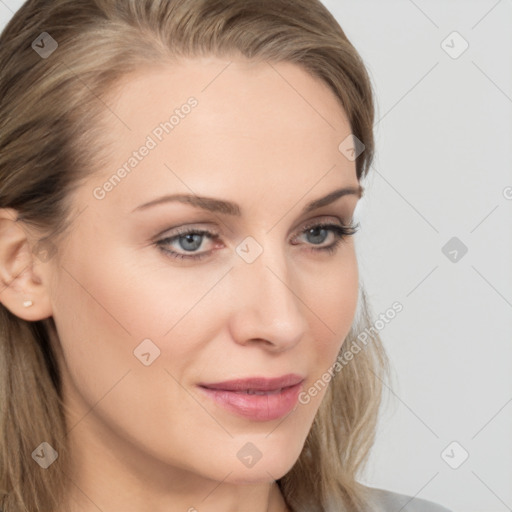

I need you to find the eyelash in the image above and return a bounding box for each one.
[155,221,360,261]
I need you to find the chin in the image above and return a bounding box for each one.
[228,437,303,483]
[220,460,295,485]
[187,435,302,485]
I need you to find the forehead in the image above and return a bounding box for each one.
[83,57,358,215]
[106,56,351,137]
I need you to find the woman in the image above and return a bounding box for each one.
[0,1,452,511]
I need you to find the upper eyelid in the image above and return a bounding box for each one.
[154,218,357,261]
[157,215,349,240]
[157,220,353,255]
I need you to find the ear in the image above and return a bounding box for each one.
[0,208,54,321]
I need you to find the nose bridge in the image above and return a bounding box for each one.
[230,238,308,348]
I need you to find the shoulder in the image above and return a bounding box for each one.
[360,484,453,512]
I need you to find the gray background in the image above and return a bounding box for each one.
[321,1,512,511]
[1,1,511,511]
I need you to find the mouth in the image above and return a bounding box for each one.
[197,374,305,421]
[229,388,288,395]
[198,373,304,392]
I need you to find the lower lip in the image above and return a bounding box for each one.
[198,382,303,421]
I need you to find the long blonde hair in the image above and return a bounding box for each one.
[0,1,390,510]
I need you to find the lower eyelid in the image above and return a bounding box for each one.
[164,225,333,247]
[156,221,355,260]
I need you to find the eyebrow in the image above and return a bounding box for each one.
[131,185,363,216]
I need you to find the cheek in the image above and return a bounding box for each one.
[309,247,359,354]
[49,252,144,413]
[297,247,358,411]
[49,244,224,466]
[49,237,230,414]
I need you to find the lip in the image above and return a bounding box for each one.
[197,374,305,421]
[199,374,304,392]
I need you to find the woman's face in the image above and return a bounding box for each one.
[41,56,361,490]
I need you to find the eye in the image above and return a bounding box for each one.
[154,221,360,261]
[291,221,360,255]
[155,227,220,261]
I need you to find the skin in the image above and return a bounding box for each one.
[0,56,362,512]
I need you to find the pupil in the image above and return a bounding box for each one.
[180,234,202,251]
[308,227,326,244]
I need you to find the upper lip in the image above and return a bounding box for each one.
[198,373,305,392]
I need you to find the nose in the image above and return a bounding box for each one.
[227,243,308,352]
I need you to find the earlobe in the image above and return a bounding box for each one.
[0,208,53,321]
